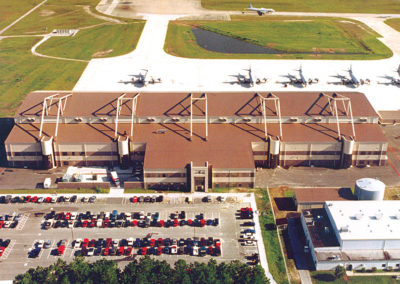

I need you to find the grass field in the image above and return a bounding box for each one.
[0,1,144,117]
[0,0,43,30]
[385,18,400,32]
[256,188,289,284]
[202,0,400,14]
[311,271,399,283]
[164,17,392,60]
[0,37,87,117]
[38,22,145,60]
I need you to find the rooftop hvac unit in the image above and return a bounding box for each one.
[243,117,252,122]
[340,226,349,232]
[359,117,368,122]
[171,117,180,122]
[289,117,298,122]
[156,129,166,134]
[147,117,155,122]
[218,117,227,122]
[26,117,35,122]
[99,117,108,122]
[375,212,383,220]
[395,213,400,220]
[74,117,83,122]
[355,213,363,220]
[313,117,322,122]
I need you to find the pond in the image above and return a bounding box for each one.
[192,28,364,55]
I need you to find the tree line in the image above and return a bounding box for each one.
[15,256,269,284]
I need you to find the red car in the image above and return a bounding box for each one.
[173,219,178,227]
[45,197,52,203]
[200,219,205,227]
[156,247,162,255]
[159,220,165,227]
[0,221,4,228]
[187,219,193,226]
[57,245,65,255]
[140,247,147,255]
[0,247,5,256]
[31,196,38,203]
[103,247,109,256]
[105,238,112,247]
[25,196,31,203]
[118,246,125,256]
[89,221,96,228]
[208,246,213,255]
[150,239,156,246]
[157,238,163,247]
[82,238,89,248]
[82,220,88,228]
[125,247,132,256]
[103,220,109,228]
[131,196,138,203]
[132,220,137,227]
[89,239,96,247]
[215,239,221,248]
[65,213,71,220]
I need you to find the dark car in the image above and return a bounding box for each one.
[70,195,77,203]
[213,218,219,226]
[199,246,207,256]
[2,239,10,248]
[179,211,186,219]
[178,238,185,247]
[144,196,151,203]
[11,196,20,203]
[0,196,5,203]
[29,247,41,258]
[156,195,163,202]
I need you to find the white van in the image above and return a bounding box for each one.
[43,178,51,189]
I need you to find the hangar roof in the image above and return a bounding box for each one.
[15,91,378,118]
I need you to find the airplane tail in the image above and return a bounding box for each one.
[248,3,253,8]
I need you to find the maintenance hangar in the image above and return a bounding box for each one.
[5,91,387,191]
[302,201,400,270]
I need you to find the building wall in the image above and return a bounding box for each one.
[5,142,43,167]
[143,169,187,190]
[352,142,387,166]
[212,169,255,188]
[316,260,400,271]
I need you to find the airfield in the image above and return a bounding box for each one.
[71,3,400,112]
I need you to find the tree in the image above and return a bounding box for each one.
[334,265,346,279]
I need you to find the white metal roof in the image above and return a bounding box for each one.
[325,201,400,241]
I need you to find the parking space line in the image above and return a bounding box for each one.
[1,240,15,260]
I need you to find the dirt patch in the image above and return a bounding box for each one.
[92,49,114,57]
[39,10,55,17]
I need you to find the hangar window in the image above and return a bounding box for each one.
[382,264,386,268]
[62,152,68,156]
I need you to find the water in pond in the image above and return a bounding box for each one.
[192,28,365,55]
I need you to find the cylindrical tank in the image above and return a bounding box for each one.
[41,139,53,156]
[343,139,354,155]
[342,138,354,169]
[269,138,280,155]
[355,178,385,201]
[268,137,280,169]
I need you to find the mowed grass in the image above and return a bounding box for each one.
[0,0,43,30]
[164,17,392,60]
[37,22,145,60]
[202,0,400,14]
[385,18,400,32]
[3,3,104,35]
[0,37,87,117]
[256,188,289,284]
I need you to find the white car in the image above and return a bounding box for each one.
[112,239,120,247]
[87,248,95,256]
[64,196,70,202]
[105,212,110,219]
[71,212,77,220]
[36,240,44,248]
[192,246,199,256]
[74,239,82,249]
[127,238,134,246]
[171,246,177,254]
[51,197,57,203]
[96,220,102,227]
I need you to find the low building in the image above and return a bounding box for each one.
[5,91,388,191]
[294,187,355,210]
[302,201,400,270]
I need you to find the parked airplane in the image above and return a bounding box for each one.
[234,67,267,87]
[377,64,400,86]
[120,69,162,86]
[280,65,318,88]
[334,65,369,87]
[246,4,275,16]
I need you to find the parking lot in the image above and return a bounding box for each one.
[0,194,262,281]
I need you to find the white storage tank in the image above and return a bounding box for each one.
[355,178,385,201]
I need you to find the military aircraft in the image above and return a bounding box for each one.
[280,65,318,88]
[119,69,162,86]
[332,65,369,88]
[246,4,275,16]
[233,67,267,87]
[377,64,400,86]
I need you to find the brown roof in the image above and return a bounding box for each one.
[16,91,378,118]
[295,187,356,203]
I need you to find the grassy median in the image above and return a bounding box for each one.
[202,0,400,14]
[165,16,391,60]
[385,18,400,32]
